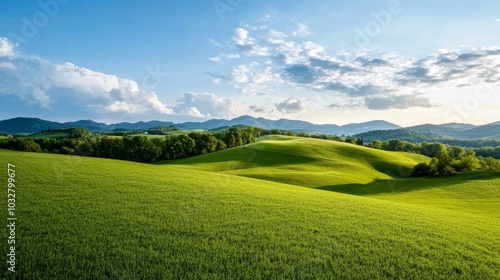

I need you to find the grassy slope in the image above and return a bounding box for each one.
[1,149,499,279]
[164,135,499,219]
[328,172,500,219]
[160,135,429,188]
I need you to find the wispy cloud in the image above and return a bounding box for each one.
[365,93,436,110]
[276,98,308,114]
[208,53,240,62]
[258,13,272,22]
[233,28,269,56]
[208,38,222,47]
[210,23,500,111]
[249,105,268,113]
[293,23,311,37]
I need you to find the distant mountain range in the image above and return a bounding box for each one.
[405,123,500,139]
[0,116,401,135]
[356,122,500,142]
[0,116,499,139]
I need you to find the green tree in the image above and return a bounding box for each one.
[448,146,466,159]
[451,150,479,172]
[356,138,364,146]
[345,137,357,144]
[383,139,405,151]
[216,139,227,151]
[478,157,500,171]
[23,139,42,153]
[371,140,383,149]
[69,128,91,139]
[420,142,448,158]
[173,135,196,158]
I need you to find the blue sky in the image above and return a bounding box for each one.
[0,0,499,125]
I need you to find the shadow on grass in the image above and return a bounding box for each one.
[154,146,320,168]
[318,171,500,196]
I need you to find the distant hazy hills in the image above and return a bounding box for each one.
[0,116,400,135]
[356,122,500,142]
[409,122,500,139]
[1,116,499,139]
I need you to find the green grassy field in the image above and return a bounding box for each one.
[328,171,500,219]
[163,135,499,219]
[1,136,499,279]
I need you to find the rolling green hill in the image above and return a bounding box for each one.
[1,137,499,279]
[163,136,499,218]
[160,135,429,188]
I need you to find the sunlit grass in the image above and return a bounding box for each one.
[0,147,499,279]
[161,135,429,188]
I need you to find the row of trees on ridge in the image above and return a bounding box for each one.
[0,127,262,163]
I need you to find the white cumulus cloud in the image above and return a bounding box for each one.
[173,92,236,118]
[232,28,269,56]
[0,38,15,57]
[0,38,174,119]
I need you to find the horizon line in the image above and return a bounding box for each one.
[0,115,498,128]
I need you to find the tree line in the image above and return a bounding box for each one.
[2,126,499,175]
[355,129,500,148]
[364,139,499,176]
[0,127,262,163]
[473,146,500,159]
